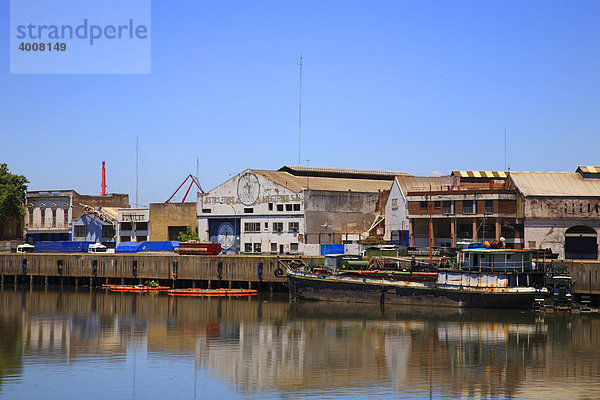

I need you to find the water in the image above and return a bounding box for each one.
[0,287,599,400]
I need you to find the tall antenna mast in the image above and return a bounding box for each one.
[297,52,303,165]
[504,128,507,171]
[136,136,139,207]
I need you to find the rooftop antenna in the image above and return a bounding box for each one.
[136,136,139,207]
[297,52,303,165]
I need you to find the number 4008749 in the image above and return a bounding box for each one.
[18,42,67,51]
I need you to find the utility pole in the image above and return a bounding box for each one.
[297,52,303,165]
[136,136,139,207]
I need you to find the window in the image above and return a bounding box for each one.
[64,209,69,225]
[286,204,293,211]
[277,204,283,211]
[244,222,261,232]
[121,222,132,231]
[202,208,211,213]
[273,222,283,232]
[264,222,268,230]
[463,200,475,214]
[29,209,33,225]
[168,226,187,241]
[102,225,115,238]
[245,243,253,252]
[419,201,428,209]
[120,236,131,242]
[136,222,148,231]
[268,203,273,211]
[290,243,299,252]
[253,243,261,253]
[442,200,454,214]
[434,201,441,209]
[52,209,57,227]
[136,236,147,242]
[485,200,494,214]
[244,208,254,214]
[271,243,277,252]
[293,204,301,211]
[289,222,299,232]
[391,198,398,208]
[40,208,46,226]
[74,225,87,238]
[528,241,536,249]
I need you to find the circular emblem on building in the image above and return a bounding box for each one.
[217,222,235,249]
[237,173,260,205]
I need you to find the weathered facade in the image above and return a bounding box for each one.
[25,190,129,243]
[198,166,403,256]
[149,202,197,241]
[403,171,523,248]
[117,208,149,243]
[509,167,600,259]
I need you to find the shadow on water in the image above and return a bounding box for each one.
[0,286,599,399]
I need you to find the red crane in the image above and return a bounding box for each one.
[165,175,205,203]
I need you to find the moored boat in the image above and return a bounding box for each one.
[280,243,548,309]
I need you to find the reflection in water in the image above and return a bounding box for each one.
[0,287,599,399]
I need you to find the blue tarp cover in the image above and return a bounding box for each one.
[34,241,94,253]
[320,244,345,255]
[138,241,177,252]
[115,242,142,253]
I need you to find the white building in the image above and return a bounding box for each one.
[117,208,150,243]
[197,166,404,255]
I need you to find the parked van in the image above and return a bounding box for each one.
[16,244,35,253]
[88,243,108,253]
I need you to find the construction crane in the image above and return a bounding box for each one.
[165,175,205,203]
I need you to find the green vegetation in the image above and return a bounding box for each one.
[177,225,199,242]
[0,163,28,224]
[144,280,159,288]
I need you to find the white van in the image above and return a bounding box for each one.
[16,244,35,253]
[88,243,108,253]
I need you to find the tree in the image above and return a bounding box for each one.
[0,163,28,224]
[177,225,200,242]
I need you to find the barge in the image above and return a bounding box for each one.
[280,243,548,309]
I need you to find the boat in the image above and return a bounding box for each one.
[280,242,548,309]
[167,288,258,297]
[101,284,171,292]
[178,241,221,255]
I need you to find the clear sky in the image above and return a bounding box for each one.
[2,0,599,207]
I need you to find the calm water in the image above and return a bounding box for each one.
[0,286,599,400]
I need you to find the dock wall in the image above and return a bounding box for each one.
[0,253,321,289]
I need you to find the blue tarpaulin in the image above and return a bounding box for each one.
[320,244,345,255]
[34,241,94,253]
[137,241,177,252]
[115,242,143,253]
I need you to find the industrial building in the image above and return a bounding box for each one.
[197,166,405,255]
[508,166,600,259]
[24,190,129,243]
[401,171,522,248]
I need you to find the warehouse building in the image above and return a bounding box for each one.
[197,166,405,255]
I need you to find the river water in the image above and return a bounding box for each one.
[0,286,599,400]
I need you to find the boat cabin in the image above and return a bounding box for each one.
[458,248,533,272]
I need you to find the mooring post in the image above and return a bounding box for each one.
[207,279,212,289]
[248,281,252,289]
[75,278,78,291]
[90,277,93,287]
[45,276,48,287]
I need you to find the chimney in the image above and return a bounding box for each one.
[102,161,106,195]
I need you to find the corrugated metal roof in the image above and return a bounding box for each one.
[510,172,600,197]
[576,166,600,174]
[395,176,445,194]
[279,165,409,179]
[451,171,508,178]
[253,170,392,193]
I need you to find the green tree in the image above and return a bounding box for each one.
[0,164,28,224]
[177,225,199,242]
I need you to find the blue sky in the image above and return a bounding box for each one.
[2,0,599,207]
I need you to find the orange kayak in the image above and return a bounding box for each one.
[102,284,170,292]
